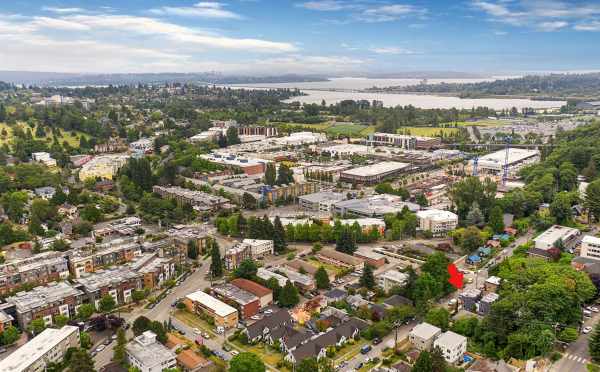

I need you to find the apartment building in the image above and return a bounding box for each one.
[0,252,69,295]
[212,283,260,319]
[68,240,141,278]
[184,290,238,329]
[316,249,364,270]
[79,154,129,180]
[434,331,467,364]
[261,182,318,204]
[152,185,230,212]
[367,133,441,150]
[298,191,346,212]
[138,257,175,289]
[74,267,142,309]
[409,322,442,351]
[242,239,274,258]
[230,278,273,309]
[377,270,409,292]
[6,282,84,329]
[126,331,177,372]
[224,243,252,270]
[416,209,459,237]
[238,125,278,137]
[31,152,57,168]
[580,235,600,260]
[0,325,80,372]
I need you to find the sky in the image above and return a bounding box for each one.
[1,0,600,75]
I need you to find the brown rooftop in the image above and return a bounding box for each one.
[230,278,272,297]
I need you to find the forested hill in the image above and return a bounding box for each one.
[368,73,600,99]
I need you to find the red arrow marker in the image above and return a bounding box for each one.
[448,263,464,289]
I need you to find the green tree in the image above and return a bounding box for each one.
[242,192,257,210]
[54,314,69,327]
[359,264,375,289]
[314,266,330,289]
[550,191,574,224]
[585,179,600,222]
[113,328,127,365]
[77,303,95,320]
[335,227,357,255]
[229,352,266,372]
[80,331,92,349]
[131,290,147,303]
[296,357,319,372]
[132,316,152,336]
[264,163,276,186]
[272,216,287,253]
[28,318,46,335]
[99,294,116,313]
[460,226,483,254]
[80,205,102,223]
[488,205,505,233]
[187,240,199,260]
[226,126,241,146]
[591,322,600,362]
[425,308,450,331]
[558,327,578,343]
[450,177,497,220]
[67,348,95,372]
[466,202,484,226]
[558,161,578,191]
[234,259,258,280]
[1,325,19,345]
[411,350,433,372]
[276,163,294,185]
[210,241,223,278]
[278,280,300,308]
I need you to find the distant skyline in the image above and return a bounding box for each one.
[1,0,600,75]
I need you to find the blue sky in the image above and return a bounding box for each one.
[1,0,599,75]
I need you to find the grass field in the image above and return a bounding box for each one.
[443,120,513,127]
[230,339,284,368]
[396,127,459,136]
[326,123,372,137]
[274,122,332,130]
[0,122,90,147]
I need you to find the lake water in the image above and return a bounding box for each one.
[231,77,565,110]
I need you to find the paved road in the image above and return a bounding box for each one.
[551,311,600,372]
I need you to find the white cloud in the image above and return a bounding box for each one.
[31,16,91,31]
[149,2,242,19]
[296,1,354,11]
[42,7,85,14]
[298,1,426,23]
[357,4,427,22]
[472,0,600,31]
[574,20,600,31]
[369,46,416,55]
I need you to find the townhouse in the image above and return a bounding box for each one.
[0,252,69,295]
[74,267,143,309]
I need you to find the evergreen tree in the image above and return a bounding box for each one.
[276,163,294,185]
[0,104,6,122]
[226,126,241,145]
[430,347,448,372]
[262,215,275,239]
[237,214,247,237]
[187,240,198,260]
[234,259,258,280]
[585,179,600,222]
[314,266,330,289]
[466,201,484,226]
[67,349,95,372]
[273,216,287,253]
[264,163,276,186]
[488,205,505,233]
[242,192,257,210]
[210,241,223,278]
[359,264,375,289]
[278,280,300,308]
[113,328,127,366]
[411,350,433,372]
[590,322,600,362]
[335,227,357,255]
[582,158,598,181]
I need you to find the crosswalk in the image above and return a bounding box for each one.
[564,353,589,364]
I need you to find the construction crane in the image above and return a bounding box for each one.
[501,136,512,186]
[472,155,479,177]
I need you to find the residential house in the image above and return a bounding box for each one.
[243,309,293,343]
[433,331,467,364]
[126,331,177,372]
[409,322,442,351]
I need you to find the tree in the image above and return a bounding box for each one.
[558,327,578,343]
[461,226,483,254]
[99,294,116,313]
[132,316,152,336]
[315,266,330,289]
[582,158,598,181]
[226,126,241,145]
[210,241,223,278]
[77,304,95,320]
[234,259,258,280]
[466,202,484,226]
[187,240,198,260]
[242,192,257,210]
[412,350,433,372]
[132,289,147,303]
[67,348,95,372]
[1,325,19,345]
[558,161,578,191]
[113,328,126,366]
[273,216,287,253]
[297,357,319,372]
[54,314,69,327]
[335,227,357,255]
[80,331,92,349]
[450,177,497,220]
[276,163,294,185]
[425,308,450,331]
[28,318,46,335]
[488,205,505,234]
[229,352,266,372]
[585,179,600,222]
[278,280,300,308]
[264,163,276,186]
[80,205,102,223]
[591,322,600,362]
[550,191,574,224]
[359,264,375,289]
[416,192,429,207]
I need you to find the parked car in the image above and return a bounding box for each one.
[360,345,372,354]
[584,326,593,334]
[584,310,592,317]
[202,332,211,339]
[372,338,382,345]
[96,345,106,352]
[592,307,599,313]
[193,328,201,335]
[230,350,239,356]
[223,344,232,352]
[0,347,6,354]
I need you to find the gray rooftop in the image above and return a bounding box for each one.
[213,283,258,305]
[75,267,141,292]
[6,282,83,312]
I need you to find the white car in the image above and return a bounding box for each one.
[592,307,599,313]
[193,328,201,335]
[230,350,239,356]
[96,345,106,352]
[202,332,211,339]
[584,326,593,334]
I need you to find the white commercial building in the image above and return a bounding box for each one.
[274,132,327,146]
[433,331,468,364]
[299,191,346,212]
[580,235,600,261]
[257,267,289,287]
[322,144,373,157]
[377,269,409,292]
[409,322,442,351]
[0,325,79,372]
[340,161,410,185]
[242,239,274,257]
[474,148,540,177]
[416,209,458,237]
[533,225,581,251]
[31,152,57,167]
[126,331,177,372]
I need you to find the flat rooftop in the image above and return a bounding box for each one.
[410,322,441,340]
[478,148,539,167]
[435,330,467,347]
[416,209,458,221]
[75,267,141,291]
[299,191,346,204]
[7,282,83,312]
[213,283,258,305]
[186,290,237,317]
[342,161,410,177]
[0,325,79,372]
[534,225,580,245]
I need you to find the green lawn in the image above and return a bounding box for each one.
[307,257,346,275]
[326,123,372,137]
[230,339,284,368]
[333,338,369,364]
[273,122,332,130]
[0,122,89,147]
[173,309,217,337]
[396,126,458,136]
